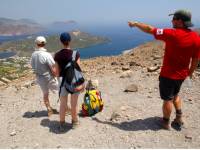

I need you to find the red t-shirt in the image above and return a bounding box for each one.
[153,28,200,79]
[54,49,80,76]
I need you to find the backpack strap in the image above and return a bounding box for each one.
[72,50,77,62]
[59,50,77,97]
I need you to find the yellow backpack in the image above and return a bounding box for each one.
[81,89,104,116]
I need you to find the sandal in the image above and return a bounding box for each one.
[72,120,80,129]
[47,107,58,116]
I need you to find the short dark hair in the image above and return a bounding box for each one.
[37,43,45,47]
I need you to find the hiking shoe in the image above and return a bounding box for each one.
[47,108,53,117]
[171,118,184,131]
[72,120,80,129]
[47,107,58,116]
[59,122,66,132]
[52,108,58,114]
[158,119,170,130]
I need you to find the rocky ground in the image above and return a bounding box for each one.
[0,41,200,148]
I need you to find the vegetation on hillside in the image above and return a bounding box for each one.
[0,31,109,57]
[0,57,30,81]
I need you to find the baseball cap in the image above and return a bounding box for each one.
[169,9,193,27]
[60,32,71,43]
[35,36,46,44]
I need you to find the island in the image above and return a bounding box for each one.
[0,30,110,57]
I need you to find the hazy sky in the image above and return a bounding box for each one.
[0,0,200,26]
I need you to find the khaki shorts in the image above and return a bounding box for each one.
[37,76,58,94]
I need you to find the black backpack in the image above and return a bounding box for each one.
[59,50,85,95]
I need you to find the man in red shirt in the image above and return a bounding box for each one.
[128,10,200,130]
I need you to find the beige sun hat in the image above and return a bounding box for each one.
[35,36,47,44]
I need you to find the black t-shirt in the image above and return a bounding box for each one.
[54,49,80,76]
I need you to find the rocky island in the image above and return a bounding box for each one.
[0,30,109,57]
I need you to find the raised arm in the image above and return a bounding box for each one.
[128,21,155,34]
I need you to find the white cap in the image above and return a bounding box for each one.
[35,36,46,44]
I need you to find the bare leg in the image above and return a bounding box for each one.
[172,95,183,125]
[71,94,79,122]
[173,95,182,111]
[43,92,51,109]
[60,96,68,122]
[66,95,71,114]
[163,100,173,119]
[160,100,173,130]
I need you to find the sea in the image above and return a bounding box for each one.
[0,24,154,59]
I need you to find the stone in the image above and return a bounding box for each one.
[129,61,137,66]
[122,66,130,71]
[124,84,138,92]
[185,134,192,140]
[10,130,16,136]
[120,106,127,111]
[153,55,162,60]
[0,77,11,84]
[147,66,160,72]
[0,80,7,86]
[110,112,121,121]
[111,62,118,65]
[120,70,133,78]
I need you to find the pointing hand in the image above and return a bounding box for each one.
[128,21,138,27]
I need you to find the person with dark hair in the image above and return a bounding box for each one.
[31,36,58,117]
[128,10,200,130]
[54,32,82,131]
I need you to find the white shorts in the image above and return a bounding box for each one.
[37,76,58,94]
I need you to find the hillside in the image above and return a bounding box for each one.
[0,30,109,57]
[0,18,44,36]
[0,41,200,148]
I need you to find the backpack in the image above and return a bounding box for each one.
[81,89,104,116]
[59,50,85,95]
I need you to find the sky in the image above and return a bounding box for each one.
[0,0,200,26]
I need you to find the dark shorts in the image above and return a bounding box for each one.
[159,76,184,101]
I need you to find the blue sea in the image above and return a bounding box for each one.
[0,24,154,59]
[79,25,153,58]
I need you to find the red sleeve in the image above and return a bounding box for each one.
[153,28,176,41]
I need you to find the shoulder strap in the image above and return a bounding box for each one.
[64,50,77,69]
[72,50,77,62]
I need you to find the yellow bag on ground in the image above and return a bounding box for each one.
[81,89,104,116]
